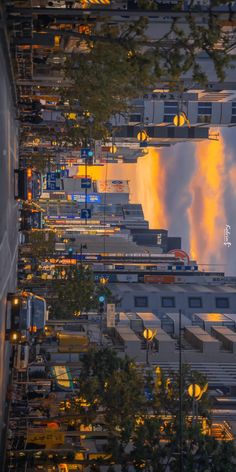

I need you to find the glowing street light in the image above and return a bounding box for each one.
[143,328,156,365]
[173,112,190,127]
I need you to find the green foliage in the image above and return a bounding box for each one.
[66,354,236,470]
[50,265,98,318]
[28,230,56,259]
[59,7,233,140]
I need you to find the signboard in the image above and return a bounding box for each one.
[60,169,69,177]
[81,209,91,219]
[68,194,100,203]
[144,275,176,284]
[27,429,64,447]
[107,304,116,328]
[80,148,93,159]
[168,249,190,264]
[116,274,138,282]
[46,172,61,191]
[97,180,129,194]
[81,178,92,189]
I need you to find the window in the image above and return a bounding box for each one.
[198,102,212,115]
[161,297,175,308]
[197,102,212,123]
[129,114,141,122]
[163,101,178,123]
[188,297,202,308]
[215,297,229,309]
[231,102,236,123]
[134,296,148,308]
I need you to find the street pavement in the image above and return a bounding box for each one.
[0,37,18,445]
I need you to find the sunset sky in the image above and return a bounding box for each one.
[78,128,236,276]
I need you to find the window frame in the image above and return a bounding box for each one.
[134,296,148,308]
[188,297,203,308]
[215,297,229,309]
[161,296,176,308]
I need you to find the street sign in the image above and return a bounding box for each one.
[80,209,92,219]
[107,304,116,328]
[60,169,69,177]
[46,172,61,191]
[68,193,100,203]
[81,178,92,189]
[80,148,94,159]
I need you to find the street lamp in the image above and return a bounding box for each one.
[173,112,190,127]
[143,328,156,365]
[187,383,208,424]
[79,243,87,268]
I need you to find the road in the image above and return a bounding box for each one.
[0,36,18,447]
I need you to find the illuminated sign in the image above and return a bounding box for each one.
[67,194,100,203]
[97,180,129,193]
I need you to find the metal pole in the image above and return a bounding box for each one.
[179,309,183,472]
[146,340,149,365]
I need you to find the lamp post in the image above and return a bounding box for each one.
[143,328,154,365]
[79,243,87,268]
[188,382,208,425]
[98,277,108,345]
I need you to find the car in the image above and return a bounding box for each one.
[14,168,41,201]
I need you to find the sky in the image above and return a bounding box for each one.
[78,128,236,276]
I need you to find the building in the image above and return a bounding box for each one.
[110,282,236,317]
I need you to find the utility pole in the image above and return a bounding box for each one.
[179,308,183,472]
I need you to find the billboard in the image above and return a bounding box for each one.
[97,180,129,193]
[144,275,176,284]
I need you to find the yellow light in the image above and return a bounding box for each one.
[13,298,19,305]
[143,328,154,341]
[10,332,19,343]
[27,169,32,178]
[33,138,41,145]
[66,113,77,120]
[137,130,148,142]
[187,383,201,399]
[27,191,32,201]
[54,35,61,47]
[173,113,186,127]
[109,145,117,154]
[99,277,108,285]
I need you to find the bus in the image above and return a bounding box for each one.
[14,344,29,371]
[14,168,41,201]
[7,292,47,342]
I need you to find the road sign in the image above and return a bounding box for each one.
[81,178,92,189]
[80,209,91,219]
[80,148,94,159]
[46,172,61,191]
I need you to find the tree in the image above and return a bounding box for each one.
[50,265,98,318]
[131,364,236,472]
[77,347,146,468]
[49,265,116,318]
[58,4,233,140]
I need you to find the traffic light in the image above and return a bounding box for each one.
[68,247,73,256]
[98,295,105,314]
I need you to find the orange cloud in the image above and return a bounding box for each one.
[187,136,226,265]
[130,148,167,229]
[77,149,168,230]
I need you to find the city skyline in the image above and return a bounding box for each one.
[78,128,236,275]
